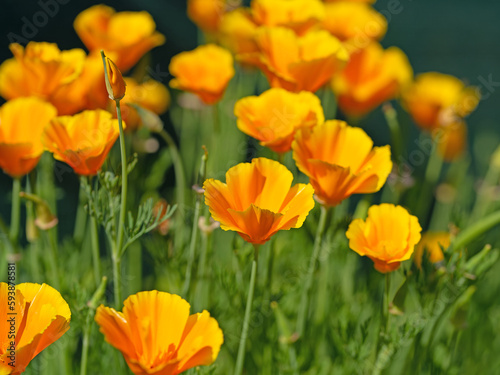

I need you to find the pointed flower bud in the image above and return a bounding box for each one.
[101,50,126,100]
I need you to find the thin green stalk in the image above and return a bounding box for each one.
[234,245,260,375]
[9,177,22,248]
[417,139,443,222]
[213,102,220,134]
[112,251,122,308]
[384,273,391,334]
[73,184,88,246]
[451,209,500,251]
[383,103,402,163]
[47,228,61,290]
[159,129,186,250]
[194,209,213,311]
[89,215,101,288]
[296,205,329,338]
[182,149,208,297]
[114,100,128,257]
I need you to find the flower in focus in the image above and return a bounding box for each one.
[251,0,325,35]
[95,290,223,375]
[239,27,349,92]
[104,55,126,101]
[204,157,315,244]
[187,0,227,33]
[292,120,392,206]
[346,204,422,273]
[0,42,85,112]
[331,42,412,118]
[234,88,324,153]
[74,5,165,71]
[435,121,467,162]
[0,97,57,177]
[322,2,386,48]
[169,44,235,105]
[413,231,450,269]
[401,72,480,132]
[219,9,259,55]
[0,283,71,374]
[42,110,121,176]
[112,78,170,132]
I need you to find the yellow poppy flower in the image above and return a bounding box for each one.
[238,27,349,93]
[0,97,57,177]
[435,121,467,162]
[401,72,479,132]
[219,8,259,55]
[292,120,392,206]
[0,42,85,113]
[332,42,412,117]
[169,44,235,105]
[95,291,223,375]
[346,204,422,273]
[413,231,450,269]
[251,0,325,35]
[234,88,324,154]
[0,283,71,374]
[74,5,165,71]
[187,0,226,33]
[203,157,315,244]
[41,110,121,176]
[322,2,386,47]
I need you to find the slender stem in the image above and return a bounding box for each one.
[295,205,329,337]
[213,102,220,134]
[89,215,101,288]
[384,273,391,333]
[234,245,259,375]
[159,129,186,250]
[115,100,128,258]
[47,228,61,290]
[9,177,22,248]
[73,184,88,247]
[383,103,402,163]
[417,138,443,223]
[452,209,500,251]
[112,252,122,308]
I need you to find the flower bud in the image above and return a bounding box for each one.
[102,51,126,100]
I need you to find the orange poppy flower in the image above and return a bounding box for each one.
[111,77,170,132]
[238,27,349,93]
[169,44,235,105]
[292,120,392,206]
[413,231,450,269]
[332,42,412,118]
[104,55,126,101]
[74,5,165,71]
[0,282,71,374]
[251,0,325,35]
[219,9,259,55]
[346,204,422,273]
[203,157,315,244]
[0,97,57,178]
[234,88,324,154]
[401,72,479,132]
[41,110,121,176]
[187,0,226,33]
[322,2,386,48]
[435,121,467,162]
[0,42,86,113]
[95,290,223,375]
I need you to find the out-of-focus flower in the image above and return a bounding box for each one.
[435,121,467,162]
[0,42,85,112]
[0,283,71,374]
[401,72,479,132]
[292,120,392,206]
[322,2,386,49]
[332,42,412,117]
[103,55,126,101]
[95,290,223,375]
[204,157,315,244]
[74,5,165,71]
[19,192,58,230]
[153,199,171,236]
[0,97,57,177]
[251,0,325,35]
[187,0,227,33]
[42,110,121,176]
[219,9,259,55]
[112,77,170,132]
[234,88,324,154]
[346,204,422,273]
[239,27,348,92]
[413,231,450,269]
[169,44,235,105]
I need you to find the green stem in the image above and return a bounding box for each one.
[9,177,21,248]
[451,209,500,251]
[47,228,60,290]
[417,138,443,223]
[112,251,122,308]
[89,215,101,288]
[383,103,402,163]
[234,245,259,375]
[73,184,88,247]
[384,273,391,334]
[295,205,329,337]
[213,102,220,134]
[115,100,128,258]
[159,129,186,250]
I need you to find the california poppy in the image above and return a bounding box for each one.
[203,157,315,244]
[292,120,392,206]
[187,0,226,33]
[346,204,422,273]
[413,231,450,269]
[95,290,223,375]
[219,9,259,56]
